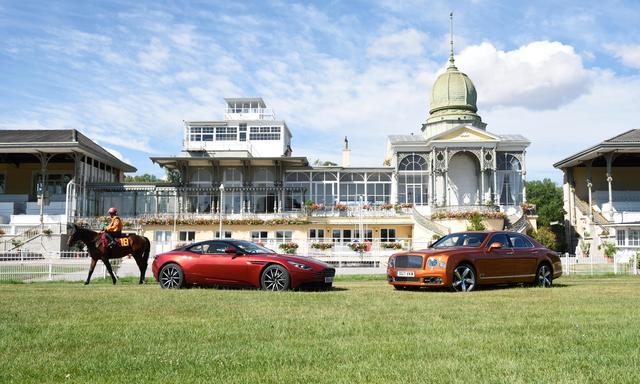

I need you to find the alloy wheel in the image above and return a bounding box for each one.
[452,265,476,292]
[261,265,290,291]
[536,265,553,288]
[159,264,183,289]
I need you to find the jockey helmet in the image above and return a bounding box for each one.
[108,207,118,215]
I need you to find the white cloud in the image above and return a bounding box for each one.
[367,29,428,58]
[604,43,640,69]
[455,41,593,110]
[138,38,170,71]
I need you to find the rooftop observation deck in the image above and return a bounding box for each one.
[223,97,275,121]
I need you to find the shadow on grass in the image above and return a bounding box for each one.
[391,282,570,293]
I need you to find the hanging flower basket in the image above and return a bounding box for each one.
[311,243,333,250]
[279,242,299,254]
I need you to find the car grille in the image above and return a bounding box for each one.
[395,277,420,282]
[394,255,423,269]
[314,268,336,279]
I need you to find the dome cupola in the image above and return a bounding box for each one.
[423,13,485,133]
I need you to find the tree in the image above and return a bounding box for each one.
[313,159,337,167]
[525,178,566,252]
[530,226,558,251]
[525,179,564,227]
[124,173,161,183]
[166,169,182,185]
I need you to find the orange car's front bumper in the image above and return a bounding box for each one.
[387,268,450,287]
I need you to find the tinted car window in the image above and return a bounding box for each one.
[188,244,204,254]
[203,241,229,254]
[509,234,533,248]
[431,233,488,248]
[487,233,511,248]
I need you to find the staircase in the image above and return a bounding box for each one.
[574,197,610,226]
[411,207,448,246]
[505,213,528,233]
[1,226,43,252]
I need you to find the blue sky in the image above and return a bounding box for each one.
[2,1,640,182]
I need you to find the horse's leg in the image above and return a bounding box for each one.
[85,258,97,285]
[102,258,117,285]
[134,251,147,284]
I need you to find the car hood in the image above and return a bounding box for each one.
[269,254,333,269]
[398,248,474,258]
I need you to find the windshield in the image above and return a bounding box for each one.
[235,241,277,254]
[431,233,488,249]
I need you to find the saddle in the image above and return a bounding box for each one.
[98,233,132,248]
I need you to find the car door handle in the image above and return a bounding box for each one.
[531,251,538,255]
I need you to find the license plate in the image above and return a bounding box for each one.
[397,271,415,277]
[324,277,333,283]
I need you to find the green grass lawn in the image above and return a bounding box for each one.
[1,276,640,383]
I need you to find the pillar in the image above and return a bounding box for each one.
[480,169,485,205]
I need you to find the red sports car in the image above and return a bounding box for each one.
[151,239,335,291]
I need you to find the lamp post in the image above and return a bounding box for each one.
[219,184,224,239]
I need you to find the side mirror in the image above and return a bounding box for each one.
[488,242,503,252]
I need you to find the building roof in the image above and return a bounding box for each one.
[604,129,640,143]
[224,97,267,108]
[0,129,136,172]
[554,129,640,169]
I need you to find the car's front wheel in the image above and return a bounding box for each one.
[452,264,476,292]
[536,264,553,288]
[261,264,290,291]
[159,263,185,289]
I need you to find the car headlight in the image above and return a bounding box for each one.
[287,261,312,270]
[427,257,446,269]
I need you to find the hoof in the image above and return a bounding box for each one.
[84,282,89,285]
[139,280,145,285]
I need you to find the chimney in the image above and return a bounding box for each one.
[342,136,351,167]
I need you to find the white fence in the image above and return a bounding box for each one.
[560,254,639,276]
[0,251,111,282]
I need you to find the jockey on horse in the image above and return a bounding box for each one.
[103,207,126,248]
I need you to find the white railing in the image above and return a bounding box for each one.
[559,254,638,276]
[0,251,102,282]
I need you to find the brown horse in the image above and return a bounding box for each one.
[67,224,151,285]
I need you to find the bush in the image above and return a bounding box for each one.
[278,242,299,254]
[531,226,557,250]
[598,241,617,259]
[467,213,486,231]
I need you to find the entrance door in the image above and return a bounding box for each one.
[406,184,423,205]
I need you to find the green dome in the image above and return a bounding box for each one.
[429,63,478,115]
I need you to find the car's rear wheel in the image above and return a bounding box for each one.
[536,264,553,288]
[159,263,185,289]
[261,264,290,291]
[452,264,476,292]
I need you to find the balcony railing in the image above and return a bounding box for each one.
[431,205,500,214]
[224,108,275,120]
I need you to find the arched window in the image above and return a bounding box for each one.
[496,153,522,206]
[398,154,428,205]
[497,154,521,171]
[399,154,427,171]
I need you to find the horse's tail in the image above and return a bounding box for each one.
[143,236,151,263]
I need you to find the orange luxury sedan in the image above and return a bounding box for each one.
[387,231,562,292]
